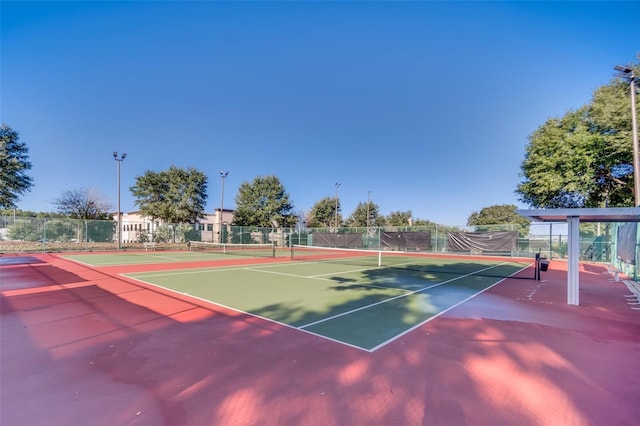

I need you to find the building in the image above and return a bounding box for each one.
[115,208,235,244]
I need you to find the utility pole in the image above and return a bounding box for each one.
[334,182,341,232]
[113,152,126,250]
[614,64,639,205]
[220,170,229,243]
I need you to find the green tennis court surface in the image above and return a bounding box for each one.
[122,255,529,351]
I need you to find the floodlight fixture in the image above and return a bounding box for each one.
[615,65,633,74]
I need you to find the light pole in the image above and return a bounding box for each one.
[220,170,229,243]
[367,190,371,229]
[614,65,639,206]
[334,182,340,232]
[113,152,126,250]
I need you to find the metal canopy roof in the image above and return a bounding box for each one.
[518,206,640,306]
[517,207,640,223]
[517,207,640,305]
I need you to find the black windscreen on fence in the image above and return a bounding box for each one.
[447,231,517,253]
[311,233,363,248]
[380,231,432,251]
[616,222,637,265]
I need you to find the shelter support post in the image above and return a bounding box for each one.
[567,216,580,305]
[517,207,640,306]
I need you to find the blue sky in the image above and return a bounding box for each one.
[2,1,639,226]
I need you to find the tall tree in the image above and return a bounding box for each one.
[588,74,637,207]
[467,204,530,235]
[344,201,385,227]
[233,175,297,227]
[306,196,341,229]
[53,187,112,219]
[412,218,436,226]
[0,124,34,208]
[517,63,639,208]
[386,210,413,226]
[517,110,597,207]
[130,166,208,223]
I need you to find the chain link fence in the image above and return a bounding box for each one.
[1,216,635,280]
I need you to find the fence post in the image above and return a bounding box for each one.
[42,217,47,252]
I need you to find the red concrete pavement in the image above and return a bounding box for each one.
[1,253,638,425]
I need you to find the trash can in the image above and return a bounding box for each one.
[539,259,550,271]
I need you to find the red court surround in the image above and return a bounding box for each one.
[1,253,638,425]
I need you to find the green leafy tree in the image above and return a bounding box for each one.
[307,196,341,229]
[517,63,639,208]
[53,188,112,219]
[232,175,297,227]
[86,220,114,242]
[151,223,196,243]
[293,209,307,230]
[178,223,200,242]
[467,204,530,236]
[41,219,71,241]
[517,109,598,207]
[0,124,34,208]
[386,210,413,226]
[412,218,436,226]
[344,201,385,227]
[8,218,39,241]
[130,166,208,223]
[0,208,61,218]
[588,73,638,207]
[152,224,173,243]
[136,231,152,244]
[431,223,464,234]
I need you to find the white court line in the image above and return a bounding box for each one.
[64,252,216,267]
[128,260,314,278]
[245,266,411,292]
[298,262,513,329]
[124,259,529,352]
[129,259,376,279]
[309,265,380,278]
[244,267,329,280]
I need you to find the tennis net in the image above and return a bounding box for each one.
[190,241,276,258]
[291,245,532,278]
[291,245,383,266]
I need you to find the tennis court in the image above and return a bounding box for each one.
[4,250,639,425]
[65,246,530,350]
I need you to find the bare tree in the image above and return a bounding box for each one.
[53,187,112,219]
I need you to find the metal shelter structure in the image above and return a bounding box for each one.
[517,207,640,306]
